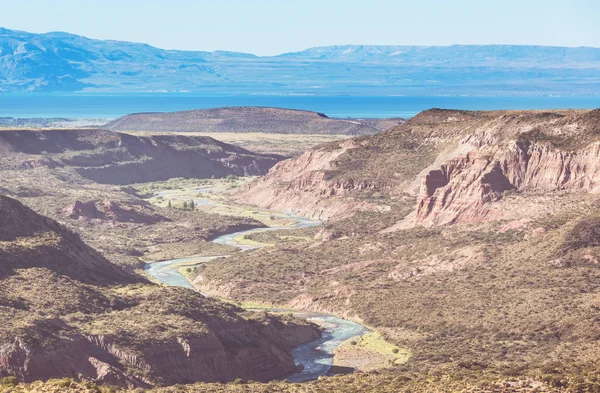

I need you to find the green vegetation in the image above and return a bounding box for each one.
[351,331,409,363]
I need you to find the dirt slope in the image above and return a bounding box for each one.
[0,195,320,387]
[0,129,281,185]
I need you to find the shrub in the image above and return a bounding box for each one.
[563,216,600,251]
[0,376,17,387]
[232,377,244,384]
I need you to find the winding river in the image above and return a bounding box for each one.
[145,192,368,382]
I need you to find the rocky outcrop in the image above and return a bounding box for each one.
[64,200,102,219]
[63,199,166,223]
[413,139,600,226]
[233,140,391,220]
[235,108,600,228]
[0,315,319,387]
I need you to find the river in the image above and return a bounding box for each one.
[145,193,368,382]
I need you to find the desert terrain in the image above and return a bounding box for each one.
[2,108,600,393]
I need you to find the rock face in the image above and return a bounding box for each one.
[63,199,166,224]
[64,200,102,219]
[104,107,400,135]
[233,140,392,220]
[0,313,318,388]
[413,111,600,226]
[235,108,600,228]
[0,129,281,185]
[0,195,321,387]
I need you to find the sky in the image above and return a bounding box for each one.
[1,0,599,55]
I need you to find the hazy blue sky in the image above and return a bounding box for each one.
[1,0,599,55]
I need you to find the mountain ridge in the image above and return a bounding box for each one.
[2,27,600,94]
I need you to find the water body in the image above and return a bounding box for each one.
[1,93,600,119]
[145,195,368,382]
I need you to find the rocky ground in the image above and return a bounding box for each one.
[0,195,321,388]
[4,109,600,392]
[0,129,284,271]
[192,108,600,392]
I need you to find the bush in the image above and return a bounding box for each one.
[563,216,600,251]
[232,377,244,384]
[54,378,73,388]
[392,348,400,354]
[0,376,18,387]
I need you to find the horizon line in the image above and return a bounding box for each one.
[2,26,600,57]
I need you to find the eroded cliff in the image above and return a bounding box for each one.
[234,108,600,228]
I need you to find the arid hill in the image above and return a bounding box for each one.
[192,108,600,392]
[103,107,404,135]
[0,129,281,185]
[0,195,320,388]
[234,108,600,222]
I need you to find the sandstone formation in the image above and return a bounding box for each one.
[233,139,392,220]
[411,109,600,226]
[235,108,600,228]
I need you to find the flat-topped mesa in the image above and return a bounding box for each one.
[103,106,403,135]
[0,128,281,184]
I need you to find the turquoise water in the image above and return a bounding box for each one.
[1,93,599,119]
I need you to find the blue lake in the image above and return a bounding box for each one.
[1,93,599,119]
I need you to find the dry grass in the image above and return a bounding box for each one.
[125,132,350,157]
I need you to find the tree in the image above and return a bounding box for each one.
[167,200,172,209]
[190,199,195,210]
[183,201,188,210]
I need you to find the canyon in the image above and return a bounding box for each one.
[235,108,600,225]
[4,108,600,392]
[190,107,600,392]
[0,195,321,388]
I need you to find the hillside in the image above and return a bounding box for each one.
[103,107,399,135]
[233,108,600,220]
[0,195,320,387]
[2,27,600,95]
[0,128,281,184]
[0,129,279,271]
[190,108,600,391]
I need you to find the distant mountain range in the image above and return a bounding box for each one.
[1,27,600,95]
